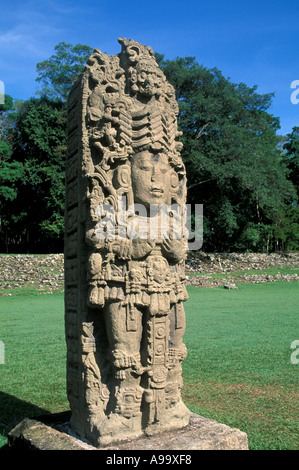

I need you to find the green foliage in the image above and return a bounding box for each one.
[0,94,18,143]
[283,126,299,201]
[273,205,299,251]
[0,137,24,250]
[0,141,11,159]
[0,98,67,252]
[36,41,93,101]
[0,44,298,252]
[0,151,23,202]
[0,94,13,113]
[158,56,296,251]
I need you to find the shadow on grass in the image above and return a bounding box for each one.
[0,391,50,436]
[0,392,71,450]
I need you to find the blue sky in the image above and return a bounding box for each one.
[1,0,298,135]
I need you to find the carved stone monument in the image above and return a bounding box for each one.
[64,38,190,447]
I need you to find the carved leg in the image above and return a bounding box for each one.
[143,303,190,436]
[103,301,144,427]
[84,301,145,446]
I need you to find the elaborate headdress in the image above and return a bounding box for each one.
[85,38,183,168]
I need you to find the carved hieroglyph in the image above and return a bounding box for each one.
[65,38,190,447]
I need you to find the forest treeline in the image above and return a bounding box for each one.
[0,42,298,253]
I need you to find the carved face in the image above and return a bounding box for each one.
[129,64,163,98]
[131,151,171,208]
[137,69,162,97]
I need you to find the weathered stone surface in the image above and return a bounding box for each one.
[8,413,248,450]
[8,418,95,450]
[223,283,238,290]
[102,413,249,450]
[64,38,189,447]
[186,251,299,275]
[0,254,64,294]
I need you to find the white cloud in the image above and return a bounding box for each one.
[0,0,69,60]
[0,23,64,59]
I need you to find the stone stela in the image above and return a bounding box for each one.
[64,38,190,447]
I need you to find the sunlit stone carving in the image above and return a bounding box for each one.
[65,38,190,447]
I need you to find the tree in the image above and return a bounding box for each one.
[0,95,24,251]
[283,126,299,201]
[0,142,24,253]
[2,44,296,253]
[0,94,17,142]
[157,56,295,251]
[36,42,93,101]
[0,41,93,252]
[0,141,23,201]
[5,97,67,252]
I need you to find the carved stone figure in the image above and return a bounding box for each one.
[65,38,190,447]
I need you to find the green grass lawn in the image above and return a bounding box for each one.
[0,282,298,450]
[182,283,299,450]
[0,294,68,447]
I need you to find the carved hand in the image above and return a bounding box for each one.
[131,239,155,259]
[161,238,186,263]
[110,239,133,259]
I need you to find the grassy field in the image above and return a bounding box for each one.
[0,294,68,448]
[0,282,298,450]
[182,283,299,450]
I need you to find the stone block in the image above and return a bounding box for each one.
[8,412,248,451]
